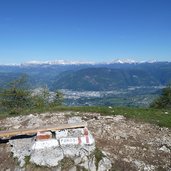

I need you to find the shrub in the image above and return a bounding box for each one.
[150,84,171,109]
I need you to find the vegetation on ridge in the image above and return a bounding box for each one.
[0,62,171,91]
[150,84,171,109]
[0,75,63,115]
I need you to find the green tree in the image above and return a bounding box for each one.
[0,76,64,115]
[31,86,50,108]
[50,90,64,107]
[30,87,64,109]
[0,75,32,114]
[150,84,171,109]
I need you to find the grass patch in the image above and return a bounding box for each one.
[25,163,51,171]
[76,166,88,171]
[49,106,171,128]
[94,147,105,169]
[60,157,75,170]
[0,105,171,128]
[24,156,31,166]
[0,127,6,131]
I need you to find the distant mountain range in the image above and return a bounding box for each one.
[0,61,171,91]
[14,59,159,65]
[52,68,159,91]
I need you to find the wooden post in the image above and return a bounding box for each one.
[0,122,87,138]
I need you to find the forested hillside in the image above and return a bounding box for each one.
[52,67,160,90]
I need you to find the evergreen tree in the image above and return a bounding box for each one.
[150,84,171,109]
[50,90,64,107]
[0,75,32,114]
[31,86,50,108]
[0,75,64,115]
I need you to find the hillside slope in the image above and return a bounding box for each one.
[53,67,161,90]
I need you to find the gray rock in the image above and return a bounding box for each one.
[9,138,34,167]
[68,117,82,124]
[30,146,64,167]
[6,116,113,171]
[159,145,171,153]
[78,155,96,171]
[69,166,77,171]
[133,160,155,171]
[98,157,112,171]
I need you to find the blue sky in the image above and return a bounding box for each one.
[0,0,171,64]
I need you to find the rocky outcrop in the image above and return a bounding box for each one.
[7,116,112,170]
[0,112,171,170]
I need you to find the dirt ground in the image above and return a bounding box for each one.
[0,111,171,171]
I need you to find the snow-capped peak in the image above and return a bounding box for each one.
[20,58,163,66]
[22,60,95,66]
[110,59,138,64]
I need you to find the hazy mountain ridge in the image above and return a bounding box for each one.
[52,62,171,90]
[52,67,160,91]
[0,62,171,90]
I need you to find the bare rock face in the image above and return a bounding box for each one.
[9,138,34,167]
[31,145,64,167]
